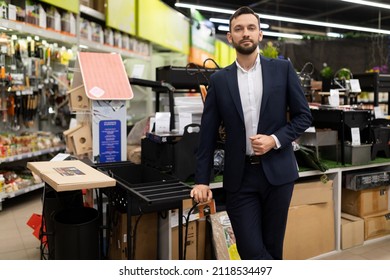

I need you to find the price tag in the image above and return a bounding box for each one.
[351,127,361,146]
[349,79,361,93]
[179,112,192,134]
[155,112,171,134]
[131,64,145,79]
[50,153,71,161]
[329,89,340,107]
[305,126,316,133]
[374,106,385,119]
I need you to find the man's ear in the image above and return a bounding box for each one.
[226,32,232,44]
[258,30,263,42]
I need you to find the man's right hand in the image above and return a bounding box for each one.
[190,184,213,203]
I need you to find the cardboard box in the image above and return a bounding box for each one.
[170,199,212,260]
[172,220,197,260]
[27,160,116,192]
[363,211,390,240]
[341,213,364,249]
[170,199,216,228]
[283,179,335,259]
[342,187,389,217]
[290,179,334,206]
[108,211,158,260]
[196,218,207,260]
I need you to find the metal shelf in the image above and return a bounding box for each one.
[0,145,66,164]
[0,18,77,47]
[0,182,44,211]
[0,18,151,60]
[79,5,105,22]
[79,38,151,60]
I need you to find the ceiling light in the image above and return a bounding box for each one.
[327,32,344,38]
[217,25,303,39]
[210,17,269,29]
[175,2,390,35]
[263,31,303,40]
[341,0,390,10]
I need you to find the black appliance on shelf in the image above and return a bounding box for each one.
[310,108,372,165]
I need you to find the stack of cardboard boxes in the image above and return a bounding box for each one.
[341,184,390,247]
[209,178,335,260]
[170,199,215,260]
[283,178,335,259]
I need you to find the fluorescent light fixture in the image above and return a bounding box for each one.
[341,0,390,10]
[79,44,89,49]
[217,25,303,39]
[263,31,303,39]
[327,32,344,38]
[210,17,269,29]
[176,2,390,35]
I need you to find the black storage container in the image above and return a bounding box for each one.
[42,186,83,259]
[54,207,100,260]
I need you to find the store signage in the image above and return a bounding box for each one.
[106,0,136,35]
[137,0,189,54]
[40,0,79,14]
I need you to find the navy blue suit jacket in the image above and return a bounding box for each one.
[195,56,313,192]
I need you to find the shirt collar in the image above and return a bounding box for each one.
[236,54,261,73]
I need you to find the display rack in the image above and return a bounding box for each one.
[354,72,390,113]
[0,145,66,164]
[95,161,192,260]
[0,145,65,211]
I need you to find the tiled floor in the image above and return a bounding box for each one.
[0,189,42,260]
[1,188,390,260]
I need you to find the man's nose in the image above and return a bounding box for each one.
[243,28,250,36]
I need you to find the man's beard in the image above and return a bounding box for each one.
[231,38,258,55]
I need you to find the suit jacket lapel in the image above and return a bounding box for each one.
[259,56,275,115]
[226,62,244,123]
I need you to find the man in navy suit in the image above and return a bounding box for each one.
[191,6,312,259]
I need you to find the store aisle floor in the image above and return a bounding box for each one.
[1,188,390,260]
[0,189,42,260]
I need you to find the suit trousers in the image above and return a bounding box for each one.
[225,160,294,260]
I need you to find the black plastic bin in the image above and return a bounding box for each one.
[54,207,100,260]
[43,186,83,259]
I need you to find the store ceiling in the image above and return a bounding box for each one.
[161,0,390,38]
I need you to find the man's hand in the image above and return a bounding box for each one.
[190,184,213,203]
[249,134,276,155]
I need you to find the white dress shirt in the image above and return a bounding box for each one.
[236,55,280,155]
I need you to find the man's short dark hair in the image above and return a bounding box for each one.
[229,6,261,31]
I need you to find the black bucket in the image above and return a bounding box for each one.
[43,186,83,259]
[54,207,100,260]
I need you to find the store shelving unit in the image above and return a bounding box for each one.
[296,160,390,258]
[0,2,153,209]
[0,182,44,211]
[207,159,390,259]
[354,72,390,113]
[0,145,65,211]
[0,145,65,164]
